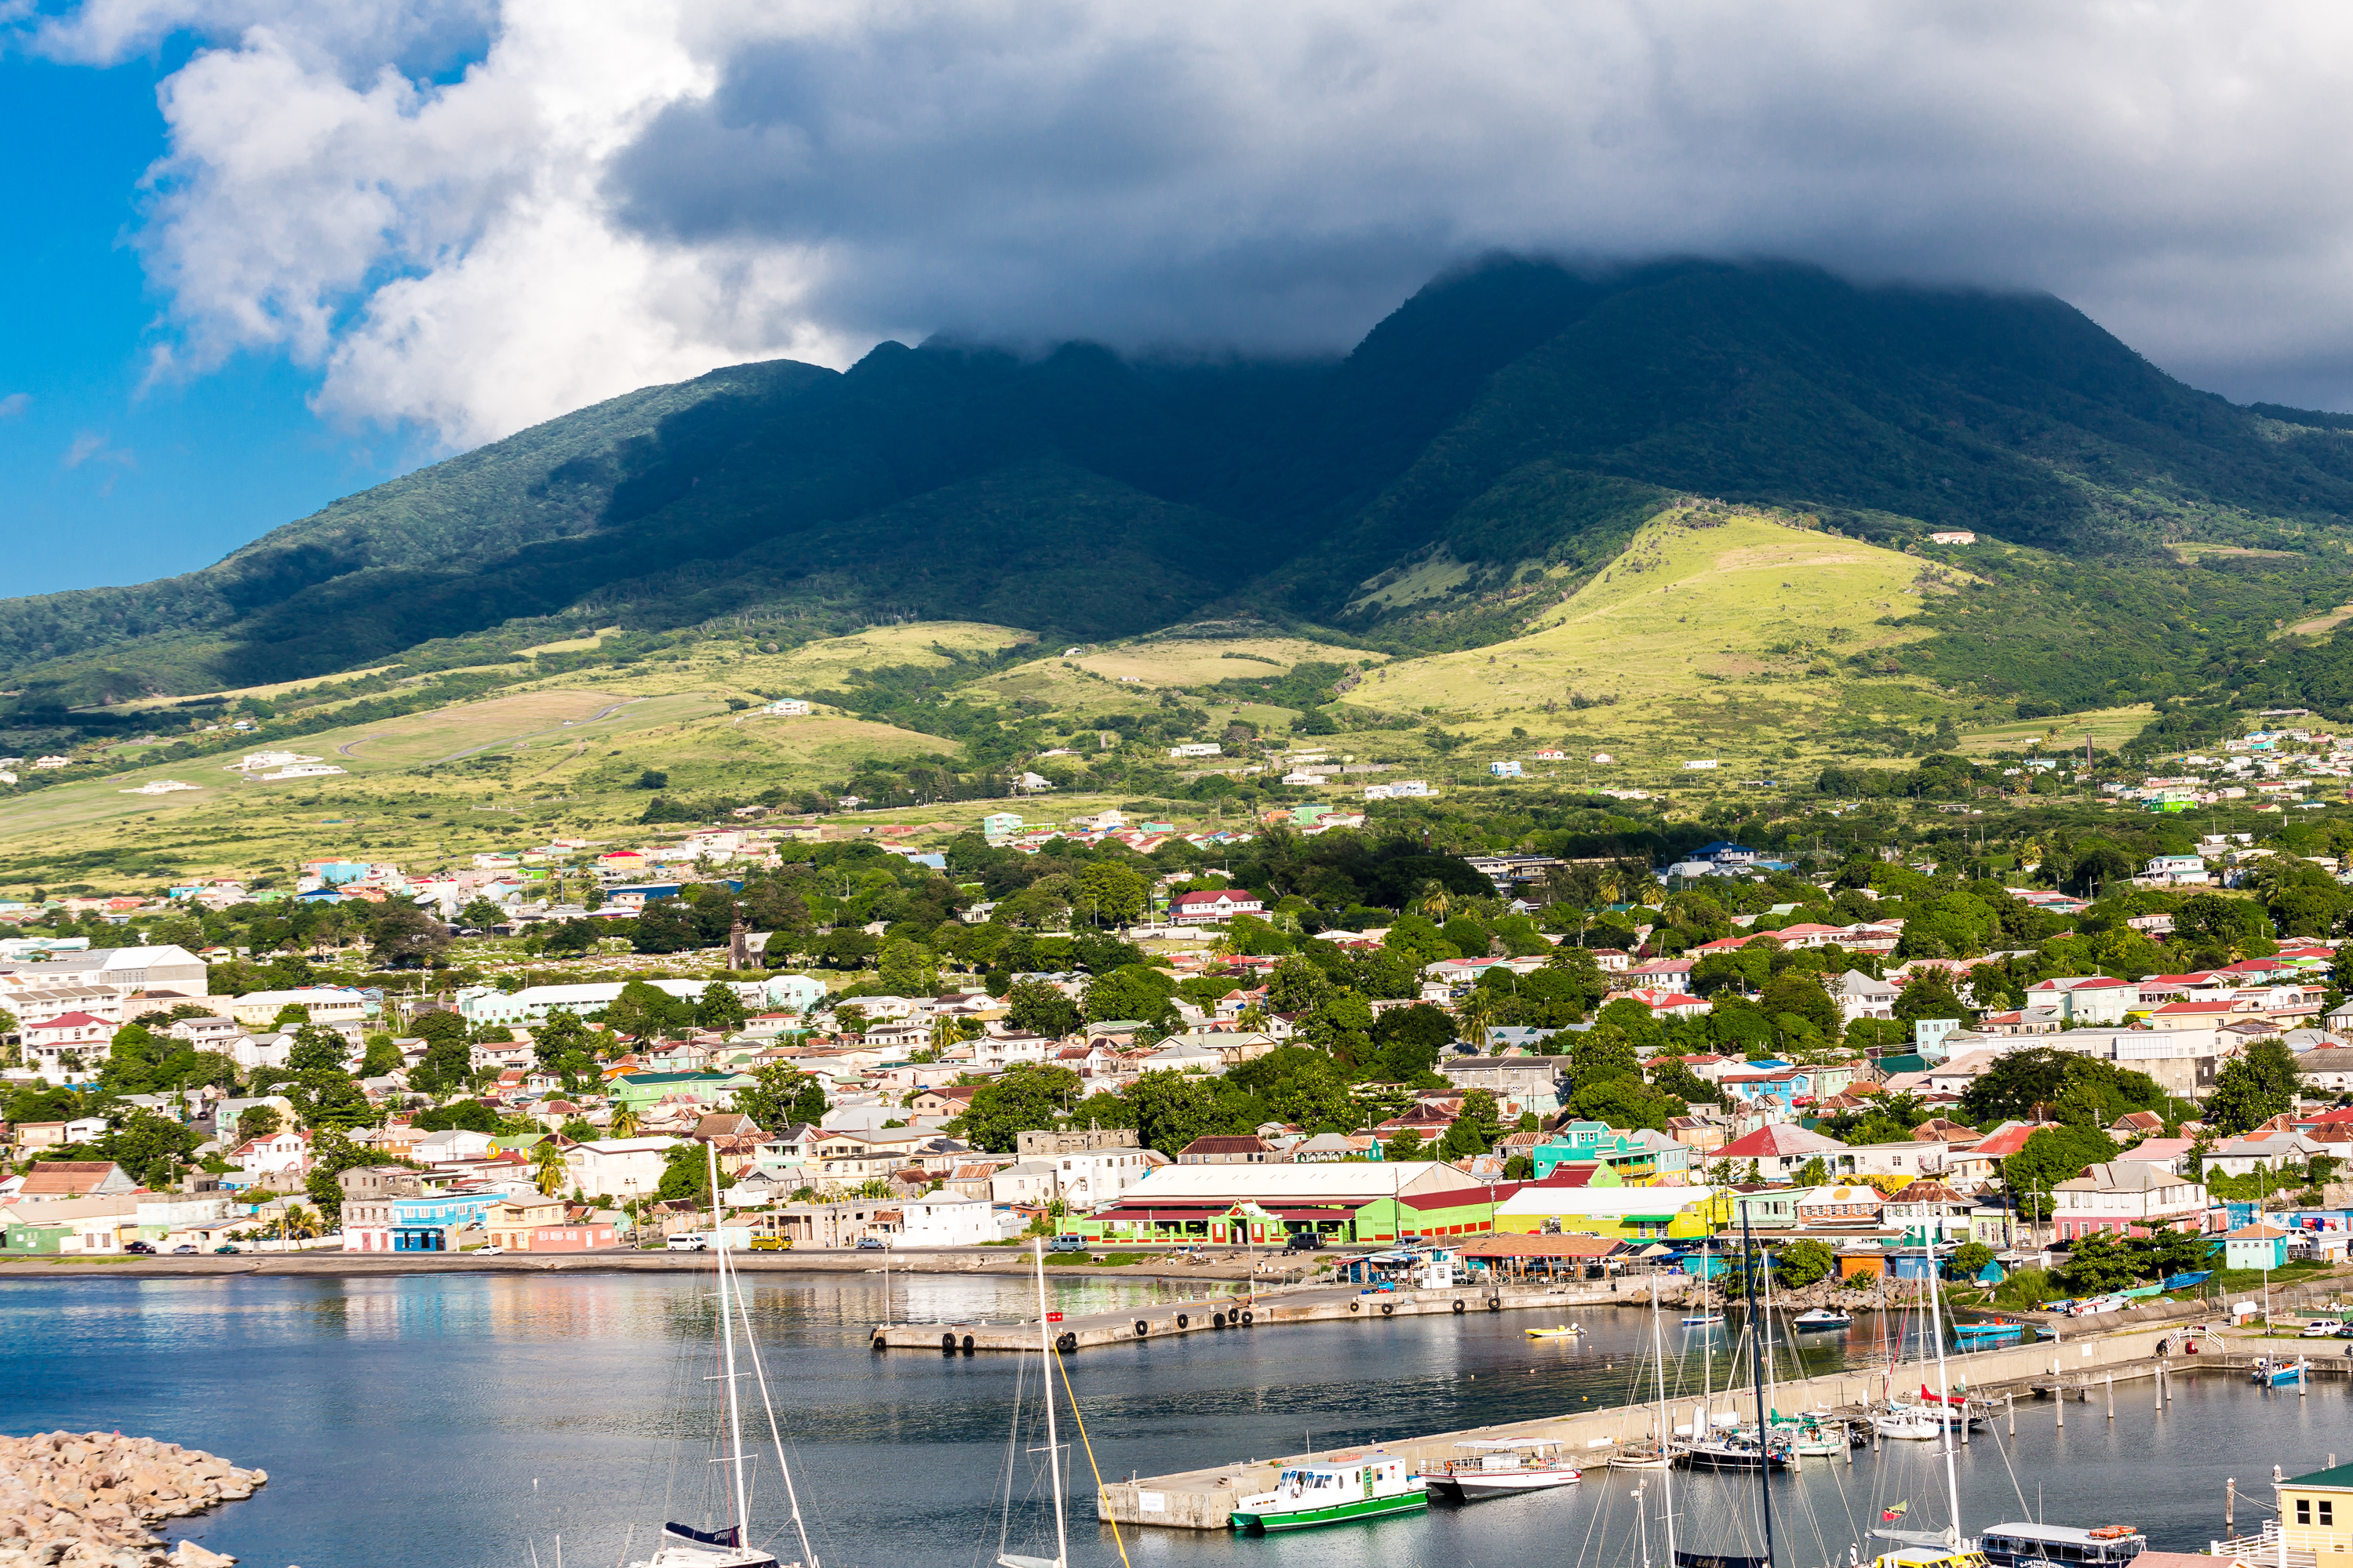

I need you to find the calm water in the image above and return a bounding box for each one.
[2,1273,2344,1568]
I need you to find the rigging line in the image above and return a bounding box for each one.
[728,1262,819,1568]
[1050,1343,1132,1568]
[985,1350,1028,1568]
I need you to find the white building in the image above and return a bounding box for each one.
[564,1137,683,1201]
[224,987,373,1028]
[895,1195,999,1247]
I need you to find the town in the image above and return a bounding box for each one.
[5,773,2352,1322]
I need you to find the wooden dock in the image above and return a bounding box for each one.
[869,1278,1649,1353]
[1093,1319,2218,1530]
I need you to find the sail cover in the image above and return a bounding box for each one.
[1677,1552,1768,1568]
[664,1523,741,1548]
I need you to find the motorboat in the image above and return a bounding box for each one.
[1792,1307,1852,1330]
[1954,1319,2028,1344]
[2253,1356,2308,1387]
[1979,1523,2147,1568]
[1525,1324,1585,1339]
[1229,1454,1426,1531]
[1680,1312,1726,1327]
[1872,1408,1947,1442]
[1420,1439,1582,1501]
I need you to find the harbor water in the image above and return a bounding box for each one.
[2,1273,2340,1568]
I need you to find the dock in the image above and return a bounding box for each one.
[869,1278,1652,1353]
[1094,1319,2224,1530]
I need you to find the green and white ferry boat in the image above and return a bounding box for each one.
[1229,1453,1426,1533]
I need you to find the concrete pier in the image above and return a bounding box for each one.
[1094,1320,2216,1530]
[871,1279,1646,1352]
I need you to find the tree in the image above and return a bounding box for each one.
[1005,978,1082,1039]
[1386,1128,1426,1159]
[235,1104,283,1141]
[2003,1125,2121,1228]
[1568,1029,1641,1090]
[271,1002,311,1032]
[1083,965,1178,1026]
[1264,954,1335,1015]
[1437,1089,1503,1160]
[1950,1241,1997,1282]
[694,980,748,1033]
[1369,1004,1453,1083]
[456,897,508,930]
[2129,1226,2213,1281]
[1892,970,1969,1027]
[2206,1040,2302,1134]
[610,1102,643,1138]
[358,1034,403,1077]
[1794,1155,1829,1188]
[1126,1068,1231,1155]
[102,1111,199,1191]
[605,979,694,1040]
[1774,1239,1835,1288]
[286,1025,348,1075]
[733,1061,820,1133]
[414,1098,500,1133]
[950,1063,1080,1152]
[2055,1230,2141,1294]
[657,1141,715,1204]
[530,1010,592,1068]
[876,937,938,997]
[534,1141,569,1197]
[1076,860,1149,926]
[632,900,704,955]
[370,901,450,968]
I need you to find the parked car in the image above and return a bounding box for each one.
[213,1245,241,1254]
[1284,1231,1324,1252]
[666,1234,708,1252]
[171,1245,199,1256]
[748,1235,792,1251]
[2302,1319,2344,1338]
[1047,1234,1088,1253]
[125,1241,155,1255]
[479,1246,504,1255]
[854,1237,889,1250]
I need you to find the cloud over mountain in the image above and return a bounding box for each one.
[22,0,2353,447]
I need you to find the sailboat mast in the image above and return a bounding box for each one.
[1652,1271,1677,1568]
[1745,1208,1775,1568]
[709,1141,750,1544]
[1034,1238,1069,1568]
[1926,1231,1962,1547]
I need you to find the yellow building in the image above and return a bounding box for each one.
[486,1197,566,1250]
[2278,1464,2353,1556]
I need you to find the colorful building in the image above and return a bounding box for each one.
[1070,1162,1496,1246]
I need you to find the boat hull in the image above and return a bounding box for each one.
[1229,1492,1427,1531]
[1426,1469,1582,1501]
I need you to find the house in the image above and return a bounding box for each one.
[2274,1463,2353,1559]
[2205,1130,2329,1176]
[563,1137,682,1201]
[897,1195,1000,1246]
[1833,970,1900,1024]
[18,1011,117,1075]
[9,1161,137,1201]
[1176,1133,1277,1165]
[229,1129,311,1187]
[1166,890,1266,925]
[1714,1123,1847,1180]
[1882,1179,1973,1243]
[486,1196,568,1250]
[2049,1161,2209,1239]
[2031,974,2142,1022]
[2224,1223,2291,1271]
[1076,1161,1497,1246]
[1791,1184,1885,1228]
[1494,1182,1725,1241]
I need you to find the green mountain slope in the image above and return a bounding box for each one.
[9,257,2353,732]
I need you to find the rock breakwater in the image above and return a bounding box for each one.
[0,1431,265,1568]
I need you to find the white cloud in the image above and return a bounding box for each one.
[62,431,132,469]
[25,0,2353,449]
[0,393,28,418]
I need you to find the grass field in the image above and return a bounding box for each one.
[1073,636,1386,689]
[1951,704,2158,756]
[1333,510,1964,776]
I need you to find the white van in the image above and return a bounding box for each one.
[666,1233,708,1252]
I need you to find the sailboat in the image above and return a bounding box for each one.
[996,1239,1075,1568]
[1865,1233,1988,1568]
[1610,1273,1677,1471]
[628,1146,817,1568]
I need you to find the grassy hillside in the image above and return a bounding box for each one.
[1331,507,1964,771]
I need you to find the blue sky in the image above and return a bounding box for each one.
[0,50,419,597]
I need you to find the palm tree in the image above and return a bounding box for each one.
[534,1142,568,1196]
[610,1102,642,1138]
[1455,988,1498,1051]
[279,1205,321,1242]
[1419,881,1452,922]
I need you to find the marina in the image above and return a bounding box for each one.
[8,1269,2353,1568]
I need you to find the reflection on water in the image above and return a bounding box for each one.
[0,1276,2337,1568]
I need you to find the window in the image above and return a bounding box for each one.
[2324,1501,2337,1527]
[2300,1501,2313,1526]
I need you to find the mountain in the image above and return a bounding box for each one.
[9,256,2353,715]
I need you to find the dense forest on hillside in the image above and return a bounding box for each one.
[9,256,2353,736]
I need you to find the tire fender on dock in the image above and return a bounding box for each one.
[941,1332,957,1353]
[1242,1310,1254,1325]
[1135,1319,1150,1337]
[1381,1301,1394,1316]
[1176,1313,1189,1329]
[1350,1300,1360,1312]
[1056,1332,1077,1353]
[1488,1297,1502,1312]
[1452,1299,1466,1314]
